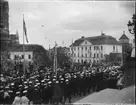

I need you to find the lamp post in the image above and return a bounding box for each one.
[122,13,136,87]
[127,14,135,35]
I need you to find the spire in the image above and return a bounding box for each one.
[123,31,125,34]
[101,30,105,36]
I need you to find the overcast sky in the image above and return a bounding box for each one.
[8,0,135,49]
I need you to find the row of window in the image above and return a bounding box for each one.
[71,46,103,51]
[14,55,32,59]
[73,59,100,63]
[71,46,117,51]
[72,53,103,58]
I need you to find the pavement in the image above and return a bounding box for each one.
[73,85,135,105]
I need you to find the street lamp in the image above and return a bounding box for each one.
[127,14,135,35]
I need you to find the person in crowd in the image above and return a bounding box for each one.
[12,92,21,105]
[21,90,29,105]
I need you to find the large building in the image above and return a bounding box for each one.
[0,0,10,50]
[9,31,20,45]
[9,44,51,69]
[70,33,122,63]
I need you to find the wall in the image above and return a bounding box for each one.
[10,51,33,62]
[70,44,122,63]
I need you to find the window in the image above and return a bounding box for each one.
[113,46,115,50]
[82,47,83,50]
[97,53,99,58]
[28,55,31,59]
[71,48,73,51]
[94,53,96,58]
[81,59,83,63]
[97,46,99,50]
[74,47,76,51]
[22,55,24,59]
[85,41,87,44]
[90,47,91,50]
[85,53,87,58]
[78,53,79,57]
[82,54,84,57]
[85,47,87,51]
[94,46,95,50]
[101,53,103,58]
[78,59,80,63]
[90,53,91,57]
[78,47,79,50]
[14,55,17,59]
[101,46,103,50]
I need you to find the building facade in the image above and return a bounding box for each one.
[9,31,20,45]
[0,0,10,50]
[70,33,122,63]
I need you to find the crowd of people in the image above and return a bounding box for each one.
[0,63,124,105]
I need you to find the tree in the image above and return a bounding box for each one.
[0,51,13,73]
[32,45,53,70]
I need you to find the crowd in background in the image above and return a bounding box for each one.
[0,62,124,105]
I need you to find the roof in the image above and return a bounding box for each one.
[9,34,18,40]
[9,44,46,52]
[119,34,129,40]
[71,35,120,47]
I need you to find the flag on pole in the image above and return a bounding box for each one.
[23,16,29,43]
[53,41,57,74]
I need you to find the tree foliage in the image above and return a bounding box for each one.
[32,45,53,70]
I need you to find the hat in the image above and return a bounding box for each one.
[29,81,32,84]
[48,81,51,84]
[34,85,38,87]
[8,90,13,93]
[35,80,38,82]
[23,90,27,93]
[61,78,64,80]
[65,79,69,82]
[56,81,59,83]
[19,85,22,88]
[16,91,20,95]
[5,86,9,89]
[24,81,27,84]
[11,83,14,86]
[24,86,28,89]
[41,80,45,83]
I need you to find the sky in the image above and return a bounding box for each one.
[8,0,135,49]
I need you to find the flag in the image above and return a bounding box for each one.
[23,16,29,43]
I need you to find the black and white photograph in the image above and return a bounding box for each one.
[0,0,135,105]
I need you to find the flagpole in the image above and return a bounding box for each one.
[71,38,74,69]
[23,14,25,76]
[53,42,57,75]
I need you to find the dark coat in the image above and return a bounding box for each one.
[52,84,63,103]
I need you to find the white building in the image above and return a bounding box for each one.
[70,33,122,63]
[10,51,33,64]
[9,44,35,65]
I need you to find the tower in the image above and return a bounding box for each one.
[0,0,10,51]
[119,31,130,63]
